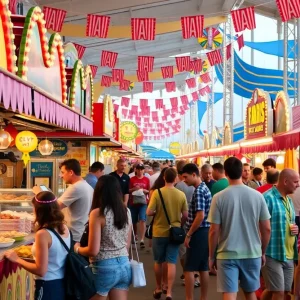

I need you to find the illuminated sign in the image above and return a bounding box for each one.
[274,91,292,134]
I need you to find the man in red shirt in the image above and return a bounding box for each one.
[129,163,150,249]
[257,169,279,194]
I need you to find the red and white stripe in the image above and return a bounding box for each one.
[155,99,163,110]
[170,97,178,108]
[276,0,300,22]
[119,80,131,91]
[192,91,199,101]
[90,65,98,78]
[112,69,124,82]
[190,59,202,74]
[161,66,174,79]
[231,7,256,33]
[138,56,154,72]
[101,51,118,68]
[101,75,112,87]
[121,97,130,107]
[180,95,188,106]
[186,78,196,89]
[86,14,110,38]
[176,56,190,72]
[237,34,245,50]
[181,15,204,39]
[73,43,86,59]
[165,82,176,93]
[206,49,222,66]
[9,0,17,14]
[143,82,154,93]
[43,7,67,32]
[136,70,149,82]
[200,73,211,84]
[131,18,156,41]
[226,44,232,60]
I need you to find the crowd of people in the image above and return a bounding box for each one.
[3,156,300,300]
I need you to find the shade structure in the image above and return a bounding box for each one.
[148,149,175,160]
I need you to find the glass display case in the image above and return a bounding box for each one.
[0,189,34,212]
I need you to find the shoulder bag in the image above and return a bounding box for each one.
[157,188,186,245]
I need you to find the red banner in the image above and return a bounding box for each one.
[140,99,148,109]
[161,66,174,79]
[186,78,196,89]
[176,56,190,72]
[122,109,128,118]
[226,44,232,60]
[43,7,67,32]
[114,104,119,112]
[137,70,149,82]
[206,49,222,66]
[200,73,211,84]
[112,69,124,82]
[180,95,188,106]
[131,18,156,40]
[190,59,202,74]
[73,43,86,59]
[155,99,163,110]
[121,97,130,107]
[170,97,178,108]
[276,0,300,22]
[101,75,112,87]
[181,15,204,39]
[90,65,98,78]
[192,91,199,101]
[138,56,154,72]
[237,34,245,50]
[101,51,118,68]
[165,82,176,92]
[119,79,131,91]
[231,7,256,32]
[9,0,17,14]
[86,14,110,38]
[143,82,154,93]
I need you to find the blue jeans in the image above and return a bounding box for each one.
[91,256,132,296]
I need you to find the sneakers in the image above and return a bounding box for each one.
[140,240,145,249]
[180,274,200,287]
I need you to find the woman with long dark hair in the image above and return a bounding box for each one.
[74,175,132,300]
[5,191,70,300]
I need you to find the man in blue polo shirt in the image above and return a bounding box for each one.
[85,161,104,189]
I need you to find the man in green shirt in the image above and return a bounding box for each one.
[211,163,229,197]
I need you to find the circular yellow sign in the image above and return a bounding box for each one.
[120,121,138,141]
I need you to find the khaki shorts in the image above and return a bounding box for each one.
[262,256,294,292]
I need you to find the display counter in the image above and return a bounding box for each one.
[0,234,35,299]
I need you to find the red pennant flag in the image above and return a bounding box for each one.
[119,80,131,91]
[101,75,112,87]
[9,0,17,14]
[121,97,130,107]
[276,0,300,22]
[204,85,211,93]
[226,44,232,60]
[165,82,176,93]
[138,56,154,72]
[144,117,150,123]
[190,59,202,74]
[181,15,204,39]
[186,78,196,89]
[170,97,178,108]
[192,91,199,101]
[86,14,110,38]
[73,43,86,59]
[101,51,118,68]
[152,111,158,121]
[176,56,191,72]
[114,104,119,112]
[231,7,256,32]
[155,99,163,110]
[200,73,211,84]
[90,65,98,78]
[131,18,156,40]
[237,34,245,50]
[137,70,149,82]
[112,69,124,82]
[180,95,188,106]
[161,66,174,79]
[143,82,153,93]
[140,99,148,109]
[171,107,178,114]
[199,88,206,97]
[206,49,222,66]
[122,109,128,118]
[43,7,67,32]
[131,105,138,115]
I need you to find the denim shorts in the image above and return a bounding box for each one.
[35,279,65,300]
[91,256,132,296]
[217,258,261,293]
[152,237,180,264]
[129,204,147,224]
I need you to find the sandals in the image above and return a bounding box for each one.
[153,290,162,299]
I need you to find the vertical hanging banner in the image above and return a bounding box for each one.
[176,56,190,72]
[206,49,222,66]
[161,66,174,79]
[200,73,211,84]
[86,14,110,38]
[131,18,156,40]
[165,82,176,92]
[90,65,98,78]
[9,0,17,14]
[112,69,125,82]
[237,34,245,50]
[143,82,154,93]
[226,44,232,60]
[73,43,86,59]
[138,56,154,72]
[231,6,256,32]
[170,97,178,108]
[119,79,131,91]
[186,78,196,89]
[155,99,164,110]
[101,51,118,68]
[121,97,130,107]
[43,7,67,32]
[101,75,112,87]
[190,59,202,74]
[181,15,204,39]
[136,70,149,82]
[276,0,300,22]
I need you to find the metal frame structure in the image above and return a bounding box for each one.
[283,19,300,106]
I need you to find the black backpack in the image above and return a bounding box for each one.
[48,228,96,300]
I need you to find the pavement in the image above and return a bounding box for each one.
[128,245,244,300]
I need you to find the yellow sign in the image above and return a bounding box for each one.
[169,142,181,155]
[103,95,114,136]
[120,121,138,141]
[15,131,38,166]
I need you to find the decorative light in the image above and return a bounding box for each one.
[241,157,247,164]
[277,155,284,164]
[0,128,12,149]
[38,139,54,156]
[255,157,262,164]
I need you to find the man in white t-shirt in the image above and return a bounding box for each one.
[58,159,94,242]
[149,162,161,188]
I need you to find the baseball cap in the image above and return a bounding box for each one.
[136,163,145,170]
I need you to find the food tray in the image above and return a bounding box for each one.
[0,219,26,232]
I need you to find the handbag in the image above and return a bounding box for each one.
[158,188,186,245]
[130,227,146,288]
[80,222,89,247]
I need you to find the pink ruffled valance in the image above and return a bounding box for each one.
[80,116,93,136]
